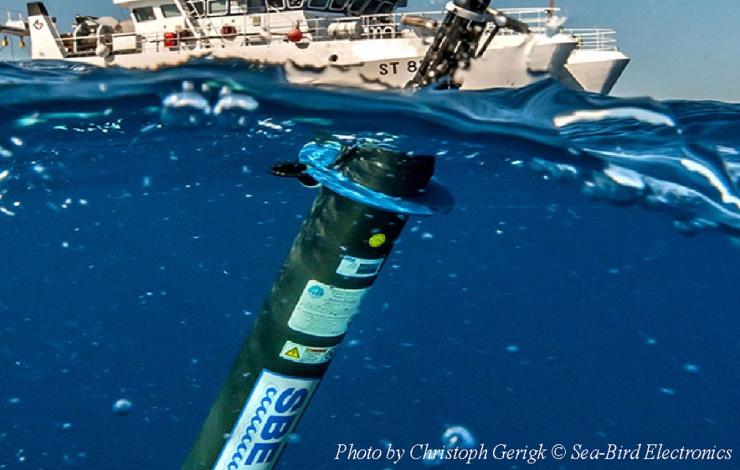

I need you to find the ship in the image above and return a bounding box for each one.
[1,1,629,93]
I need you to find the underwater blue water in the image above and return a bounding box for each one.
[0,60,739,469]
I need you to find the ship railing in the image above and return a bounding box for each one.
[56,31,164,57]
[563,28,618,51]
[1,9,24,23]
[499,7,561,28]
[1,9,26,32]
[299,11,430,41]
[50,9,617,58]
[302,7,564,41]
[54,29,278,57]
[51,11,428,55]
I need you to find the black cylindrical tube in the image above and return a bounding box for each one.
[183,147,434,470]
[409,0,492,88]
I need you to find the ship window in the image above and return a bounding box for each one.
[190,1,206,15]
[230,0,248,13]
[308,0,330,9]
[377,1,394,13]
[287,0,304,9]
[133,7,156,22]
[209,0,229,14]
[266,0,286,10]
[329,0,350,11]
[364,0,382,13]
[243,0,261,12]
[348,0,371,15]
[160,4,182,18]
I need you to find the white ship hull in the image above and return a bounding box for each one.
[562,49,630,94]
[35,26,577,91]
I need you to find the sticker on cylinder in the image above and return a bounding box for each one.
[369,233,387,248]
[336,256,385,278]
[279,340,338,364]
[288,280,368,337]
[213,370,318,470]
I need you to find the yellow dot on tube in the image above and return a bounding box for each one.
[369,233,387,248]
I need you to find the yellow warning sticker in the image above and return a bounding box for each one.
[284,347,301,360]
[280,340,338,365]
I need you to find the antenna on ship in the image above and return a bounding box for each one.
[547,0,555,18]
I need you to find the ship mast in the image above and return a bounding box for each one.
[547,0,555,17]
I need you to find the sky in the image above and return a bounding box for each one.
[0,0,738,101]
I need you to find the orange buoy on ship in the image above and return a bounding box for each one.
[286,27,303,43]
[221,25,237,38]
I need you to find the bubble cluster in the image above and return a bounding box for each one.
[213,87,259,128]
[161,82,259,128]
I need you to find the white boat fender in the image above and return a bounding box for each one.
[327,21,362,39]
[95,43,110,58]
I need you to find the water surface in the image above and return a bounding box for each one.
[0,60,738,469]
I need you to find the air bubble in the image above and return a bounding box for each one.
[213,88,259,128]
[161,81,211,127]
[112,398,133,415]
[441,425,477,449]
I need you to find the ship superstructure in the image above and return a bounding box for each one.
[1,1,629,93]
